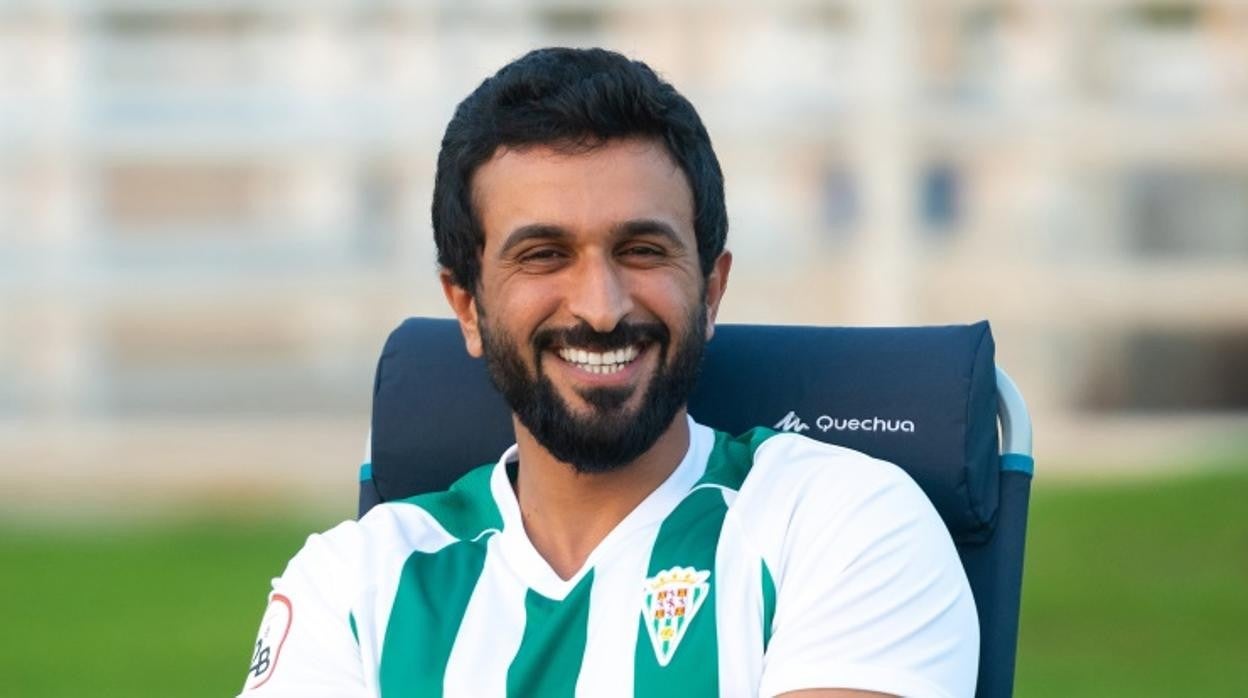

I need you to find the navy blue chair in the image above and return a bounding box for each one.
[361,317,1034,698]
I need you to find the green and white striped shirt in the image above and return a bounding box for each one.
[240,418,978,697]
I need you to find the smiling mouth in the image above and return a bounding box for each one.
[556,345,643,375]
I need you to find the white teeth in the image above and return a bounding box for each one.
[557,345,642,372]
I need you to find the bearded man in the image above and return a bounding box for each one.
[239,47,978,698]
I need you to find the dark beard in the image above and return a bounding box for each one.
[478,307,706,474]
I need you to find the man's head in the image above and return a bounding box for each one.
[435,48,731,473]
[433,47,727,293]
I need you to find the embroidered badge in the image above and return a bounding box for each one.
[640,566,711,666]
[245,593,292,691]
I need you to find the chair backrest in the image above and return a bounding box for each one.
[364,317,1034,698]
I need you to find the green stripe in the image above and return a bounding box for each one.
[698,428,778,490]
[395,463,502,541]
[348,611,359,645]
[634,487,729,697]
[379,540,490,698]
[761,559,776,652]
[506,572,594,697]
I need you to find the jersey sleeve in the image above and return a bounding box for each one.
[237,521,371,698]
[757,441,980,698]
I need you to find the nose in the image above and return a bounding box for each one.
[565,252,634,333]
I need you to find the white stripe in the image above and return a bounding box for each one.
[442,535,528,698]
[357,502,463,691]
[714,505,765,697]
[574,524,663,698]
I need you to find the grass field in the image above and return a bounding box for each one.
[1014,468,1248,697]
[2,469,1245,697]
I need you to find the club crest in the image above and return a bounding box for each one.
[640,566,711,666]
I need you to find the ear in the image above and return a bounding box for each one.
[440,269,484,357]
[702,250,732,341]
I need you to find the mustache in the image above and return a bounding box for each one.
[533,320,669,353]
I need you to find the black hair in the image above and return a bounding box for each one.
[432,47,727,292]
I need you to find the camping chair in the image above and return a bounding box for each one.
[361,318,1034,698]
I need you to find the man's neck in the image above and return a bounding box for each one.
[510,411,691,581]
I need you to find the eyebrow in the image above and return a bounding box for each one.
[497,224,570,258]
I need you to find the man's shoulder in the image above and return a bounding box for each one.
[751,430,914,487]
[719,428,934,545]
[291,463,502,582]
[705,425,915,499]
[737,432,979,698]
[375,462,503,542]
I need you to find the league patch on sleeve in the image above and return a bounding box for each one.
[244,594,292,691]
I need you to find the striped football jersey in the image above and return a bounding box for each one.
[239,417,978,697]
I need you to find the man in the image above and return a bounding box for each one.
[240,48,978,697]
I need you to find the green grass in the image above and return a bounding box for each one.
[1016,469,1248,697]
[1,470,1245,697]
[0,511,332,698]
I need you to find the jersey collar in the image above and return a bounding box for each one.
[488,415,714,599]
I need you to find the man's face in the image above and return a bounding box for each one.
[444,138,730,473]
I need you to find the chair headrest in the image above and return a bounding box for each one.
[371,318,1000,543]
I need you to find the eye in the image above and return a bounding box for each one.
[620,244,665,258]
[514,245,570,271]
[517,246,567,263]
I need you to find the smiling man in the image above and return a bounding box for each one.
[239,48,978,698]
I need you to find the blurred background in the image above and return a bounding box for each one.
[0,1,1245,696]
